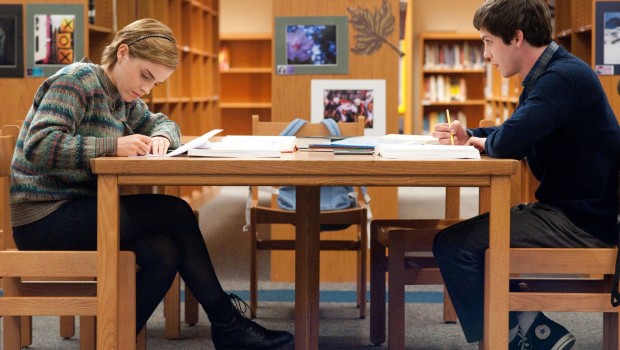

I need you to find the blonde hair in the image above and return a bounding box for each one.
[101,18,178,70]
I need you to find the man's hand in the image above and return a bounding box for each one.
[115,135,152,156]
[150,136,171,156]
[432,120,469,145]
[467,136,486,152]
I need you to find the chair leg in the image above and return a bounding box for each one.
[443,287,458,323]
[3,277,21,350]
[387,233,407,350]
[79,316,96,349]
[60,316,75,339]
[603,312,620,350]
[185,283,199,326]
[250,218,259,319]
[358,221,368,319]
[21,316,32,346]
[164,273,181,339]
[136,326,147,350]
[369,223,387,345]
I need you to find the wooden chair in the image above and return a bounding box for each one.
[249,114,368,319]
[0,125,140,349]
[497,171,620,349]
[369,187,462,349]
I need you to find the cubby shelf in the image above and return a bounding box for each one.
[219,33,272,135]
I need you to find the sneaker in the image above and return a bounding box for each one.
[211,293,294,350]
[509,313,576,350]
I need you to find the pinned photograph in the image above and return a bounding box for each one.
[311,79,386,136]
[26,3,85,77]
[595,2,620,75]
[0,5,24,78]
[275,16,348,75]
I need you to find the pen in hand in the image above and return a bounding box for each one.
[122,121,135,136]
[446,109,454,145]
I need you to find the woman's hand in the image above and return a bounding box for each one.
[115,135,152,156]
[150,136,171,156]
[432,120,469,145]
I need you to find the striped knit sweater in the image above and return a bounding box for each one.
[10,59,181,227]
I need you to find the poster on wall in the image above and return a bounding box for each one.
[274,16,349,75]
[595,1,620,75]
[0,5,24,78]
[25,4,85,77]
[310,79,386,136]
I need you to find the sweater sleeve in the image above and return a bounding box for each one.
[21,73,101,171]
[125,99,181,149]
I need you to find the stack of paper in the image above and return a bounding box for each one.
[378,144,481,159]
[187,135,296,158]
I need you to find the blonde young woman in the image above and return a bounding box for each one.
[10,18,293,350]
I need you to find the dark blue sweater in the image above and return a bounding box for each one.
[471,43,620,244]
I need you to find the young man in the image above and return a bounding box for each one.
[432,0,620,349]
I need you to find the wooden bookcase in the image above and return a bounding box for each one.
[219,34,272,135]
[418,33,486,134]
[484,67,522,125]
[554,0,593,64]
[139,0,220,136]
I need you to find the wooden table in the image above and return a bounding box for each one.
[91,152,517,350]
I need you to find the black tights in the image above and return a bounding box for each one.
[13,194,227,334]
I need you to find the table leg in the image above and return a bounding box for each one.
[294,186,321,350]
[97,174,121,349]
[483,175,511,350]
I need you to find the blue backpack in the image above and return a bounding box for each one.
[276,118,371,231]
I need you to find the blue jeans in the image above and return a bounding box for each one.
[432,202,613,343]
[13,194,227,334]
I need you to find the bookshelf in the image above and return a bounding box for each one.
[418,32,486,134]
[554,0,593,65]
[218,34,272,135]
[484,66,523,125]
[139,0,220,136]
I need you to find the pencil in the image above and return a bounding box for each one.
[446,109,454,145]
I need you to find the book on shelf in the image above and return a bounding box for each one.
[187,135,296,158]
[378,144,481,160]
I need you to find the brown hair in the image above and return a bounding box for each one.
[473,0,552,47]
[101,18,178,70]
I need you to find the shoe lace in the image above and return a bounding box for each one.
[516,328,530,350]
[228,293,251,320]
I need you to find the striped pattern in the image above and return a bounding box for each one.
[10,59,181,227]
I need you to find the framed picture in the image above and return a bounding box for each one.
[275,16,349,75]
[595,1,620,75]
[0,5,24,78]
[311,79,386,136]
[25,3,85,77]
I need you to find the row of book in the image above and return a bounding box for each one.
[423,42,485,70]
[423,110,468,135]
[423,75,468,103]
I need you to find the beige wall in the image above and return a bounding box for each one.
[220,0,273,35]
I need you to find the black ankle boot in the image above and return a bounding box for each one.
[210,293,294,350]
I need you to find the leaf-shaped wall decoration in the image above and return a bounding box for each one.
[347,0,404,57]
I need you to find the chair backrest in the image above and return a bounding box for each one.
[251,115,365,137]
[1,125,19,250]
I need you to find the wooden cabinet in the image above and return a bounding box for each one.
[418,33,486,134]
[139,0,220,136]
[219,34,272,135]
